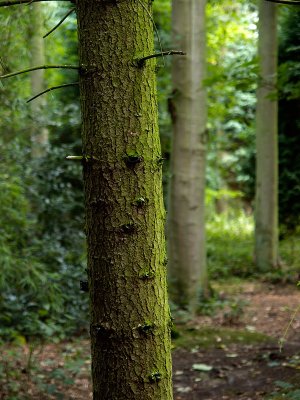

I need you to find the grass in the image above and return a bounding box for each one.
[206,208,300,281]
[207,210,255,278]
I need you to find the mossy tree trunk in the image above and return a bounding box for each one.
[255,0,279,271]
[28,2,48,156]
[168,0,208,313]
[76,1,173,399]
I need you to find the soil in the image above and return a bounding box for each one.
[1,281,300,400]
[172,282,300,400]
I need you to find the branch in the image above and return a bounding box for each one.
[43,7,76,38]
[26,82,79,103]
[66,155,85,161]
[136,51,186,67]
[0,0,71,7]
[0,65,79,79]
[265,0,300,4]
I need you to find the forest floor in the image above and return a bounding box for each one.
[1,280,300,400]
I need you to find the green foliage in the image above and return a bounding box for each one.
[25,144,88,339]
[153,0,173,200]
[206,198,300,281]
[0,141,87,342]
[0,7,31,141]
[206,209,254,279]
[196,288,247,325]
[268,380,300,399]
[0,146,58,341]
[0,2,85,342]
[153,0,259,205]
[205,1,258,201]
[46,3,78,85]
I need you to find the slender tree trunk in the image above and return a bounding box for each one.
[29,2,48,156]
[168,0,208,313]
[76,1,173,399]
[255,0,278,271]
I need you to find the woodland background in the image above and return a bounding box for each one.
[0,1,300,399]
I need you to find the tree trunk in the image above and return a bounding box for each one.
[168,0,208,313]
[76,1,173,399]
[29,2,48,156]
[255,0,278,271]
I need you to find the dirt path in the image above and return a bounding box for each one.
[173,342,300,400]
[173,282,300,400]
[1,282,299,399]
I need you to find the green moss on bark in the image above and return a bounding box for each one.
[76,1,173,399]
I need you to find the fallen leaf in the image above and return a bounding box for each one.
[175,370,184,376]
[192,363,213,372]
[176,387,192,393]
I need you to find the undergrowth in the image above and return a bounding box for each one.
[206,208,300,281]
[0,340,90,400]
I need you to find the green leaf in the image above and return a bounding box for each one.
[275,380,294,390]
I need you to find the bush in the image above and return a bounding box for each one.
[0,141,88,342]
[206,208,254,279]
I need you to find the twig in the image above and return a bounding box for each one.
[27,82,79,103]
[66,155,97,162]
[66,155,85,161]
[43,7,76,38]
[137,51,186,67]
[0,64,79,79]
[279,304,300,351]
[136,0,165,66]
[265,0,300,4]
[0,0,71,7]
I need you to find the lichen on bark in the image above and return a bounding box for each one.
[76,1,173,399]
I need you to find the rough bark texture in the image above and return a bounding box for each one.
[76,1,173,399]
[255,0,278,271]
[29,3,48,156]
[168,0,207,312]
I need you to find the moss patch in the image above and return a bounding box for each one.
[172,326,273,350]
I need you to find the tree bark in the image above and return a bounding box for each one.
[29,2,48,156]
[255,0,278,271]
[76,1,173,399]
[168,0,208,313]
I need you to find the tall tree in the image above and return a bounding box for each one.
[168,0,208,312]
[0,0,173,398]
[76,1,173,399]
[255,0,278,271]
[28,2,48,156]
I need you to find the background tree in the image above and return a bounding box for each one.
[28,2,48,156]
[255,0,279,271]
[168,0,208,313]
